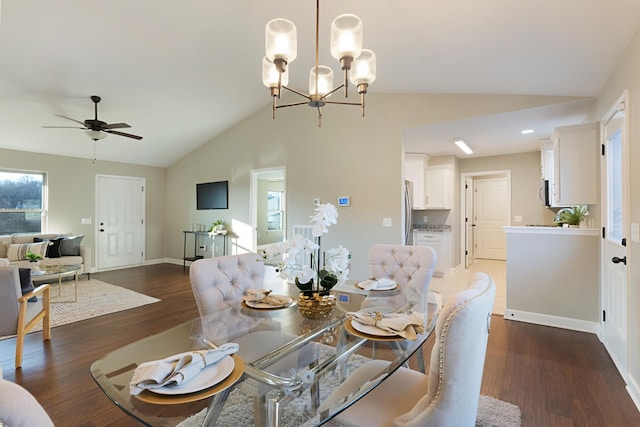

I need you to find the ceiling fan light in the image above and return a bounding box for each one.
[265,19,297,64]
[330,14,363,66]
[86,130,106,141]
[349,49,376,86]
[309,66,333,96]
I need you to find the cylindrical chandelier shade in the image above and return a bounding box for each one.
[330,14,363,63]
[262,57,288,88]
[350,49,376,86]
[309,66,333,96]
[265,19,297,63]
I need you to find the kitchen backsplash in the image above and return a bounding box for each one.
[413,224,452,231]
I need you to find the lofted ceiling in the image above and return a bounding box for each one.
[0,1,639,167]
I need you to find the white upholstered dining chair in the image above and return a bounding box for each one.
[0,266,51,369]
[320,272,496,427]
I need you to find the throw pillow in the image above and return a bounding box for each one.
[18,268,38,302]
[34,237,64,258]
[59,235,84,256]
[6,242,49,261]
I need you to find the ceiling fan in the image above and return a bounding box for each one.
[43,95,143,141]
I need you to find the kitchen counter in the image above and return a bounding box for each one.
[504,226,598,236]
[504,226,599,333]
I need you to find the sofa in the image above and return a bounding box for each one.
[0,233,91,278]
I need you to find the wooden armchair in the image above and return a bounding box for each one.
[0,266,51,369]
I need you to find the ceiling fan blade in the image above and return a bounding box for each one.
[104,129,143,140]
[55,114,86,126]
[102,122,131,130]
[42,126,86,129]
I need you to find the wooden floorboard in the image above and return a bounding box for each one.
[1,263,639,426]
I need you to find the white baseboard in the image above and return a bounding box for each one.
[503,309,599,334]
[627,374,640,412]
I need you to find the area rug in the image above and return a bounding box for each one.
[0,279,160,340]
[176,346,521,427]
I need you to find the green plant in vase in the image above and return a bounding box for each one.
[25,251,43,262]
[554,205,589,226]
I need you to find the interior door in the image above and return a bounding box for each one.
[602,96,628,377]
[474,178,509,260]
[96,175,145,270]
[465,176,475,267]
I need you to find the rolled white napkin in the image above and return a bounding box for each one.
[347,311,424,340]
[358,278,397,291]
[129,342,239,395]
[242,289,291,306]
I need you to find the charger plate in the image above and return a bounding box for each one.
[134,355,245,405]
[344,319,404,342]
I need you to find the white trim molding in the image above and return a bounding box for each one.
[504,309,599,334]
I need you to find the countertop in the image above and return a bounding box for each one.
[413,225,451,231]
[503,226,599,236]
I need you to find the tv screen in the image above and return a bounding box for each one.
[196,181,228,210]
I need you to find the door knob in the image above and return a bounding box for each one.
[612,256,627,265]
[99,228,105,232]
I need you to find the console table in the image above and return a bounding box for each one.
[182,231,229,271]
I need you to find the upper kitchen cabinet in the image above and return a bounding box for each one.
[425,164,453,209]
[550,123,598,206]
[405,153,429,209]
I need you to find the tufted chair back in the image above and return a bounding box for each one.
[189,253,265,317]
[368,244,437,314]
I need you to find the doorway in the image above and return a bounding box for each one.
[95,175,145,270]
[460,171,511,264]
[601,91,629,379]
[250,167,286,253]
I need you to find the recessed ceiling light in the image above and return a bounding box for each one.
[521,129,535,134]
[453,138,473,155]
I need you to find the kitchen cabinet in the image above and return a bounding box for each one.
[405,153,429,209]
[413,230,451,277]
[550,123,598,206]
[425,165,452,209]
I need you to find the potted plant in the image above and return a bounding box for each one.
[209,220,225,232]
[25,251,43,262]
[554,205,589,227]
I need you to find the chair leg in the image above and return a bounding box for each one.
[15,329,24,369]
[43,287,51,341]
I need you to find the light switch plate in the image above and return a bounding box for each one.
[383,218,392,227]
[81,218,92,225]
[514,215,523,223]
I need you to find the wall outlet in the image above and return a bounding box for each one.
[423,215,429,223]
[313,198,320,205]
[199,245,207,251]
[514,215,523,223]
[383,218,392,227]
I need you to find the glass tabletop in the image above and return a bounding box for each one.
[90,286,438,427]
[30,263,81,276]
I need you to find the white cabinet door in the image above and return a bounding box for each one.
[551,123,598,206]
[405,154,428,209]
[413,231,451,277]
[425,165,452,209]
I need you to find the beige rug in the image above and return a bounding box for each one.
[1,279,160,339]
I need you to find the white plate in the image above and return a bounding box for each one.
[148,355,235,395]
[244,295,293,309]
[355,281,397,291]
[350,319,398,337]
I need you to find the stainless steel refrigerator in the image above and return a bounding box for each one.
[404,180,413,245]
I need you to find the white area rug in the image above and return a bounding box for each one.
[177,346,521,427]
[1,279,160,339]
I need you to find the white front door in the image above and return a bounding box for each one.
[96,175,145,270]
[602,94,629,377]
[465,176,475,267]
[474,177,509,260]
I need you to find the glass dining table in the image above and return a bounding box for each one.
[90,281,439,427]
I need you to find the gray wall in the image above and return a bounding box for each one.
[0,147,167,268]
[165,93,588,279]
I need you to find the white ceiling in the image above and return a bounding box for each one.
[0,0,639,167]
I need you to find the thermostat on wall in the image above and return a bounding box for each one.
[338,196,350,206]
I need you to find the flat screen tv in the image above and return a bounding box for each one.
[196,181,228,210]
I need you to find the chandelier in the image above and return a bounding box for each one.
[262,0,376,126]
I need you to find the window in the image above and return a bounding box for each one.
[267,190,284,231]
[0,170,46,234]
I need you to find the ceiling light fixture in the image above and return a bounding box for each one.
[521,129,535,134]
[86,130,107,141]
[262,0,376,127]
[454,138,473,155]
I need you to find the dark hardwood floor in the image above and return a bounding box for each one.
[1,263,638,426]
